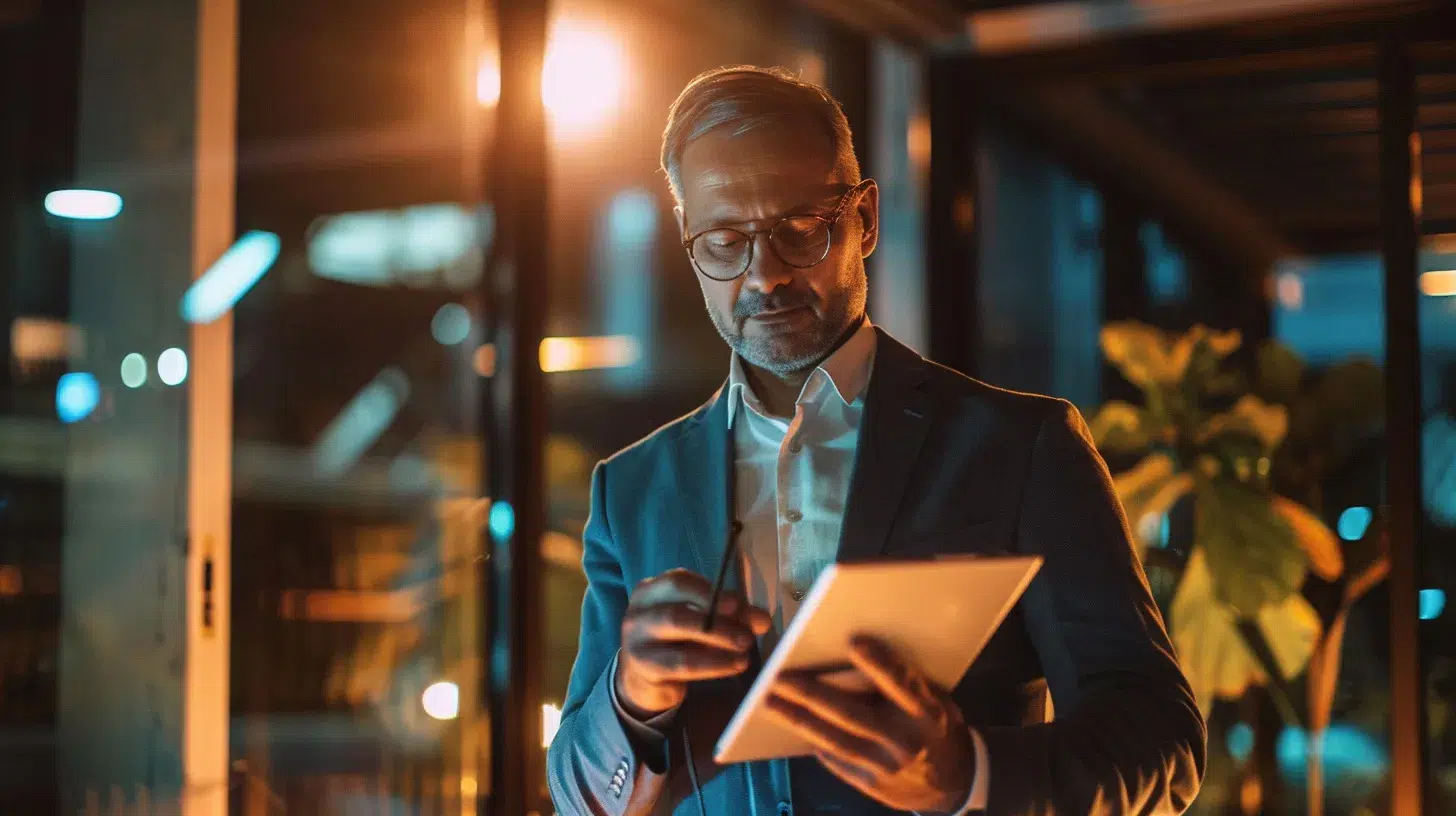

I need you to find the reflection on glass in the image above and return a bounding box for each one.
[119,353,148,388]
[54,373,99,424]
[422,681,461,721]
[180,230,282,324]
[431,304,473,346]
[156,348,188,387]
[43,189,123,220]
[310,368,411,478]
[538,335,640,373]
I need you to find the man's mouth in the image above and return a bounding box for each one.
[749,305,810,323]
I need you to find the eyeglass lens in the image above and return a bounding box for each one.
[691,216,832,281]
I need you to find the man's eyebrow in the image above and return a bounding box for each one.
[688,187,846,233]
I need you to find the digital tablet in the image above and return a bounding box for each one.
[713,554,1042,765]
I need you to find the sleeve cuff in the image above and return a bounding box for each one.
[916,726,989,815]
[967,727,989,811]
[606,651,678,773]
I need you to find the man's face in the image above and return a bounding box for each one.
[676,124,878,375]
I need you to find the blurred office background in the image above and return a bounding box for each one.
[1,0,1455,813]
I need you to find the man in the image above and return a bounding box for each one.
[548,66,1205,816]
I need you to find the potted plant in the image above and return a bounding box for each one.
[1090,322,1389,816]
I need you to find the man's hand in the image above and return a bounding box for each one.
[615,568,772,720]
[765,636,976,813]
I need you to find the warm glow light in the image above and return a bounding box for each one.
[45,189,122,220]
[539,335,640,373]
[0,566,21,597]
[476,54,501,106]
[1420,270,1456,297]
[541,22,623,133]
[11,318,80,366]
[1275,272,1304,310]
[473,344,497,377]
[908,114,931,174]
[423,681,460,720]
[542,703,562,747]
[476,21,624,134]
[1428,233,1456,254]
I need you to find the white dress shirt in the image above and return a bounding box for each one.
[611,317,987,813]
[726,318,988,815]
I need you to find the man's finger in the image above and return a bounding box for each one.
[629,569,715,608]
[624,602,755,651]
[628,644,752,683]
[771,678,915,762]
[848,636,936,720]
[745,605,773,635]
[763,695,902,777]
[814,750,888,803]
[629,571,768,632]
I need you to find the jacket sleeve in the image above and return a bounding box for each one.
[547,462,669,816]
[981,400,1207,815]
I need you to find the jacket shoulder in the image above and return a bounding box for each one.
[918,357,1082,431]
[597,391,718,476]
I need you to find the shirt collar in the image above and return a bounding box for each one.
[727,317,877,428]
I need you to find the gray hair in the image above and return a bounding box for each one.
[660,65,860,203]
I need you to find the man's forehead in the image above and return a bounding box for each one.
[679,129,843,227]
[681,125,836,182]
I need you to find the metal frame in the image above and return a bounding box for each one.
[483,0,550,813]
[183,0,238,812]
[926,54,980,375]
[1377,34,1428,816]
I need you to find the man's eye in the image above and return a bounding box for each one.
[705,232,745,249]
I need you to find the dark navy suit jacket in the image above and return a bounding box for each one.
[547,330,1206,815]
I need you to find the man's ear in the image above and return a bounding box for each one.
[674,205,687,240]
[857,180,880,259]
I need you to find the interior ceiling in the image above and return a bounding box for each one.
[961,4,1456,258]
[944,0,1070,8]
[1093,60,1456,254]
[0,0,38,29]
[1109,59,1455,254]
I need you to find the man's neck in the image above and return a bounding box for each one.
[739,315,866,419]
[741,364,809,419]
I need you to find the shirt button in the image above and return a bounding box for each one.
[790,588,805,602]
[785,509,803,523]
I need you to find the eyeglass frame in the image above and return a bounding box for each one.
[679,178,876,282]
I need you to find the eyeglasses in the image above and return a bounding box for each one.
[681,179,874,282]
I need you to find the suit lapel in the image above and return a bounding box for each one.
[836,331,934,563]
[672,386,732,579]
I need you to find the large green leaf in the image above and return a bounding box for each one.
[1256,341,1305,405]
[1195,395,1289,453]
[1112,454,1195,554]
[1196,481,1308,615]
[1088,401,1153,454]
[1171,548,1321,714]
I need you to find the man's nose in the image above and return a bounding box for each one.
[741,233,796,292]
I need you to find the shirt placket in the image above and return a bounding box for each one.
[777,398,814,615]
